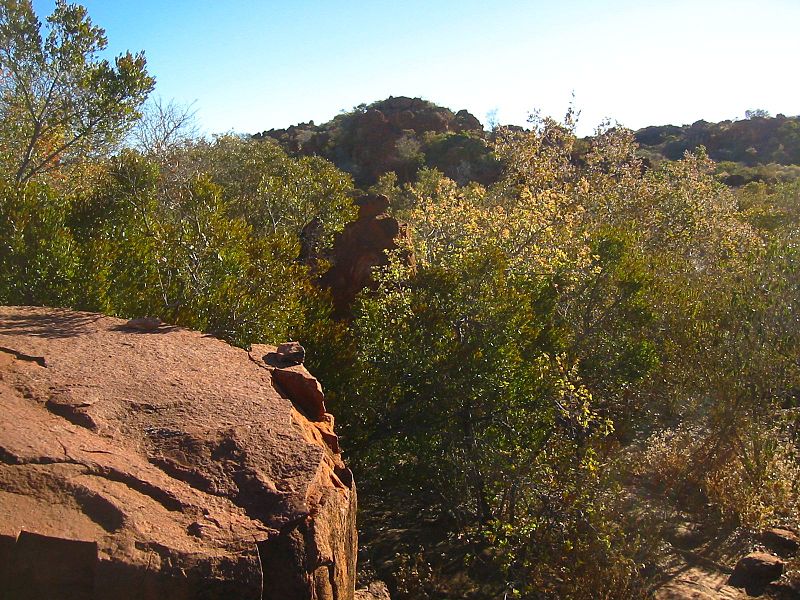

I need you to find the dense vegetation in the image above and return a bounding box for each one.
[1,2,799,598]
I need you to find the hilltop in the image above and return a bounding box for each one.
[255,97,800,188]
[254,96,500,187]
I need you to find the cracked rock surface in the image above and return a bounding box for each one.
[0,306,356,600]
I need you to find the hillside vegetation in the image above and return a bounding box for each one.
[635,114,800,186]
[258,97,800,190]
[1,2,799,598]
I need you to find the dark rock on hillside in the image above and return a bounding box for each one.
[455,109,482,132]
[319,194,415,317]
[276,341,306,366]
[760,527,799,558]
[0,306,357,599]
[728,552,785,593]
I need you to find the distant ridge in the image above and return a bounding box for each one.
[255,98,800,187]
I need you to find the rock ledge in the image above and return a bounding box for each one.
[0,306,356,600]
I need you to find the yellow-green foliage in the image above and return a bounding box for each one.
[316,116,800,598]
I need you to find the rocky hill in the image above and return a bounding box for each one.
[0,307,357,599]
[635,114,800,185]
[254,96,500,187]
[635,114,800,166]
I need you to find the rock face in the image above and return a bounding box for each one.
[0,306,357,600]
[319,194,415,317]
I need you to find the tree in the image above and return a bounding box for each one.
[319,121,657,597]
[189,135,356,245]
[130,97,199,159]
[0,0,154,184]
[745,108,770,120]
[65,149,324,347]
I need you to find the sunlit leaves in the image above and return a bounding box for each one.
[185,135,356,245]
[0,0,154,184]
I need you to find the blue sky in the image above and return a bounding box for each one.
[32,0,800,136]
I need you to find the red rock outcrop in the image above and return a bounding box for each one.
[0,306,356,599]
[319,194,415,317]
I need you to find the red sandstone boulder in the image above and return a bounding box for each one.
[0,306,357,600]
[355,194,390,219]
[267,362,326,421]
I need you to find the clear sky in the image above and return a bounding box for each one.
[32,0,800,136]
